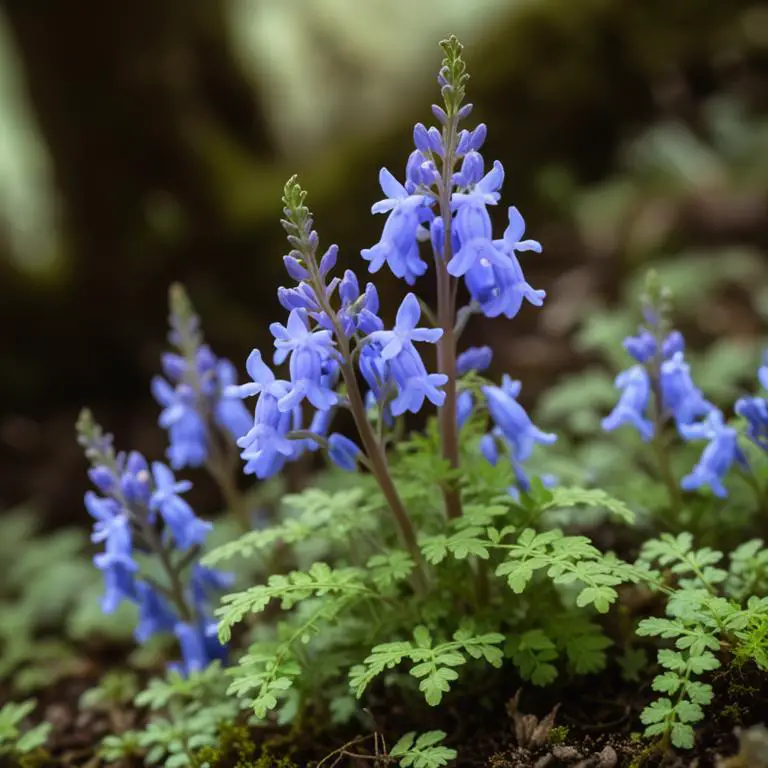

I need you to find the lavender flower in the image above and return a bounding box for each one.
[152,343,251,471]
[328,433,362,471]
[78,409,230,677]
[680,411,745,498]
[759,350,768,391]
[368,294,447,416]
[150,462,212,550]
[483,376,556,462]
[456,390,474,429]
[447,161,507,277]
[270,310,338,411]
[660,352,714,429]
[601,365,654,441]
[736,396,768,452]
[456,346,493,376]
[362,167,433,284]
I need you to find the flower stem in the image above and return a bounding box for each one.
[436,112,463,522]
[649,374,683,523]
[304,249,428,594]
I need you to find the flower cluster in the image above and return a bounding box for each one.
[152,285,251,471]
[77,411,230,675]
[602,300,766,499]
[229,40,552,509]
[602,322,712,442]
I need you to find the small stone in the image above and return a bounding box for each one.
[552,745,582,760]
[597,746,618,768]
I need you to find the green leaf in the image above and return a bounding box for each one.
[390,730,457,768]
[670,722,695,750]
[543,487,636,525]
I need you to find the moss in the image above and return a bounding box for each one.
[195,722,301,768]
[547,725,570,745]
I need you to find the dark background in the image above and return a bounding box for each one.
[0,0,766,523]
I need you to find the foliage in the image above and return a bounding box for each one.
[389,731,457,768]
[8,31,766,767]
[98,663,246,767]
[636,534,768,749]
[0,700,51,760]
[0,507,134,692]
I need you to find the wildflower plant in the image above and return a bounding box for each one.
[66,35,768,765]
[203,36,648,733]
[601,270,768,512]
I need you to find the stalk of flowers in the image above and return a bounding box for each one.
[76,409,231,675]
[227,38,554,600]
[151,284,252,531]
[602,273,766,501]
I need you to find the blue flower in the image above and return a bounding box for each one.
[735,396,768,452]
[338,271,383,337]
[660,352,713,429]
[368,293,443,359]
[134,581,177,643]
[367,294,447,416]
[601,365,654,441]
[270,310,338,412]
[483,376,556,461]
[87,495,137,613]
[456,390,474,430]
[93,550,138,613]
[152,378,208,469]
[456,346,493,376]
[479,433,500,465]
[190,564,234,615]
[88,465,117,494]
[447,161,508,277]
[150,463,212,550]
[680,411,745,498]
[234,354,300,479]
[759,351,768,391]
[623,328,684,364]
[387,344,448,416]
[328,433,362,471]
[152,345,250,470]
[623,330,657,363]
[362,167,433,284]
[459,207,544,320]
[173,622,215,675]
[212,359,252,441]
[120,451,152,505]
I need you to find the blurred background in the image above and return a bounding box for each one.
[1,0,768,524]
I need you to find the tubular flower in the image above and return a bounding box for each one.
[150,462,212,550]
[151,345,250,470]
[456,345,493,375]
[759,350,768,391]
[367,294,447,416]
[680,411,746,498]
[483,376,556,462]
[660,352,714,429]
[735,396,768,452]
[602,365,654,441]
[362,167,434,284]
[447,161,508,277]
[270,310,338,412]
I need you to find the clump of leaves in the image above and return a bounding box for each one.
[636,533,768,750]
[98,663,246,767]
[389,731,457,768]
[0,700,51,763]
[0,507,134,693]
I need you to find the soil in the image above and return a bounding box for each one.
[15,645,765,768]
